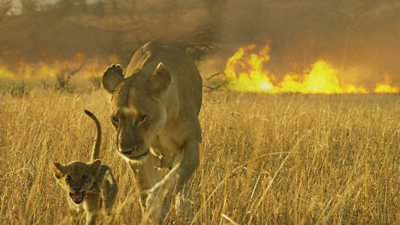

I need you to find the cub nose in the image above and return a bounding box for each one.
[72,187,81,192]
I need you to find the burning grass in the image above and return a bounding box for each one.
[225,43,399,94]
[1,85,400,224]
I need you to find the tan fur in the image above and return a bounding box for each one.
[51,110,118,225]
[102,41,202,222]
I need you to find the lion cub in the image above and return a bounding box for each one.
[51,110,118,225]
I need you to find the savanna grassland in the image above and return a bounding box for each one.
[1,83,400,225]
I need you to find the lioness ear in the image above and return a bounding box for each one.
[51,162,65,179]
[89,159,102,175]
[148,63,171,97]
[102,64,124,94]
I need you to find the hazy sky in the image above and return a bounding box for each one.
[2,0,399,86]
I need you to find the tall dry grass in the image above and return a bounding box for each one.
[1,87,399,224]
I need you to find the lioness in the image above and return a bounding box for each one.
[102,41,202,220]
[51,110,118,225]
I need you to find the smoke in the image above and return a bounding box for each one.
[214,0,400,88]
[0,0,399,87]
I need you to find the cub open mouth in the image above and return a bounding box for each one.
[69,191,86,204]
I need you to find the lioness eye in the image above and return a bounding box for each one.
[111,116,119,125]
[66,175,72,182]
[137,114,147,125]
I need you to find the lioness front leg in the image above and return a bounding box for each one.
[129,155,161,212]
[173,140,199,220]
[146,139,200,220]
[175,140,200,191]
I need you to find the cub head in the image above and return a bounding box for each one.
[101,63,170,161]
[51,160,101,204]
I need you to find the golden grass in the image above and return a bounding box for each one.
[1,88,400,224]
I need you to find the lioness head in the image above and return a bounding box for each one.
[51,160,101,204]
[101,63,171,161]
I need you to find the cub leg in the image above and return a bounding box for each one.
[84,194,100,225]
[68,207,80,225]
[101,168,119,215]
[85,212,98,225]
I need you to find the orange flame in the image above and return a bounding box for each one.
[0,54,115,79]
[0,60,14,78]
[374,76,399,94]
[225,44,277,93]
[224,43,398,94]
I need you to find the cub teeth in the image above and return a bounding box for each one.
[69,191,86,204]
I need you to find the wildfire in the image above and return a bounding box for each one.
[374,76,399,94]
[225,44,277,93]
[0,54,115,79]
[0,60,14,78]
[224,43,398,94]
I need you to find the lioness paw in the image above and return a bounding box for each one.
[175,194,194,220]
[145,186,160,209]
[145,172,179,210]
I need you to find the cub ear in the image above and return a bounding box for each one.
[89,159,102,176]
[147,63,171,97]
[102,64,124,94]
[51,162,65,179]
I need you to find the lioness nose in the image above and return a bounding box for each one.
[120,145,144,154]
[119,147,133,154]
[119,140,143,153]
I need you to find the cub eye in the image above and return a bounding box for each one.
[81,174,88,180]
[65,175,72,182]
[137,114,147,125]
